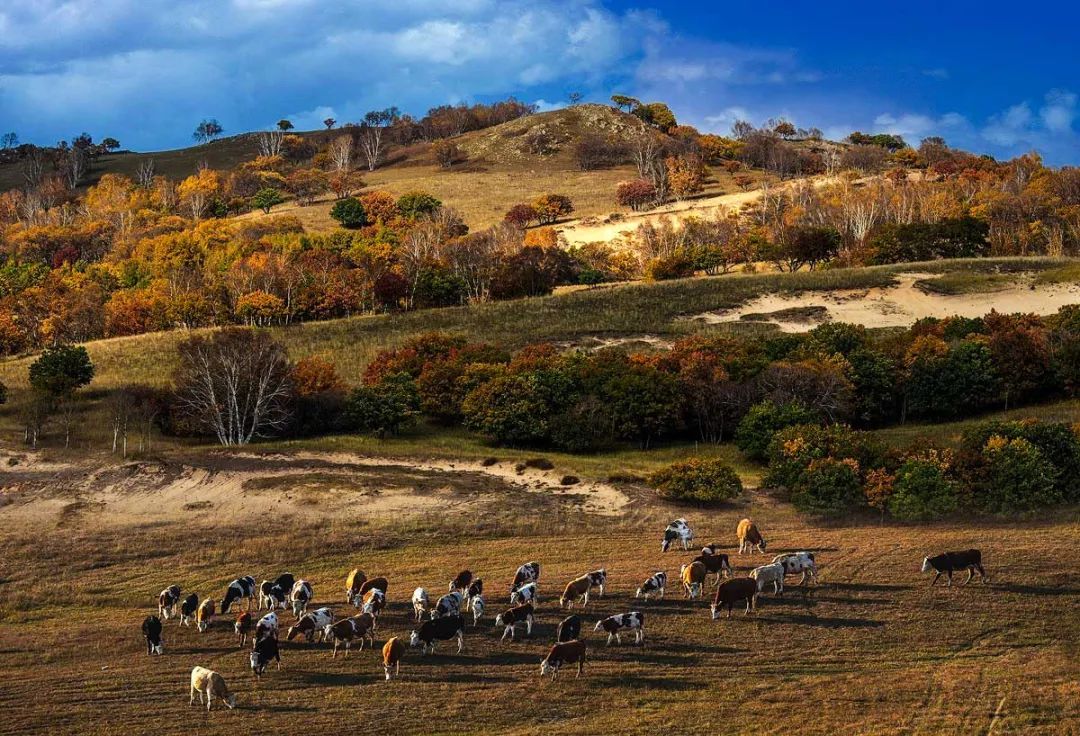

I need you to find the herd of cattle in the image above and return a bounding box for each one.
[141,516,988,711]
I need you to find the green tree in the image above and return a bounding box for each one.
[344,373,420,438]
[650,458,743,504]
[251,187,285,214]
[277,119,294,132]
[887,459,958,520]
[396,191,442,220]
[791,457,865,516]
[602,365,682,449]
[330,197,367,228]
[978,436,1061,514]
[735,400,819,460]
[463,372,553,446]
[29,344,95,397]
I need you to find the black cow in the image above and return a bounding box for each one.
[179,593,200,626]
[410,614,465,655]
[556,614,581,643]
[142,615,163,655]
[249,635,281,676]
[922,550,987,586]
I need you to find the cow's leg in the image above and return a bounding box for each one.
[190,686,196,706]
[946,570,954,587]
[978,564,988,582]
[931,572,941,586]
[615,632,622,645]
[963,568,974,585]
[606,632,613,646]
[526,617,533,637]
[395,661,400,676]
[457,631,464,653]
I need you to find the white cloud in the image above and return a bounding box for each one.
[873,111,968,141]
[1040,89,1077,133]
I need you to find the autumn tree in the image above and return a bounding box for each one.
[616,179,657,211]
[328,135,353,171]
[358,108,399,170]
[504,204,537,228]
[610,94,640,113]
[532,194,574,225]
[432,139,463,169]
[666,155,705,200]
[192,119,224,144]
[177,168,222,219]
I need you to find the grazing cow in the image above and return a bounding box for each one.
[466,578,483,606]
[701,543,722,556]
[179,593,199,627]
[362,589,386,621]
[540,640,587,680]
[636,572,667,600]
[286,607,334,643]
[772,552,817,585]
[750,562,785,596]
[158,585,181,620]
[692,553,732,586]
[560,575,593,609]
[737,518,767,554]
[432,591,463,619]
[556,614,581,643]
[383,637,406,681]
[586,569,607,597]
[922,549,987,586]
[680,561,707,599]
[345,569,367,604]
[271,573,295,598]
[711,577,759,619]
[662,519,694,552]
[325,613,376,657]
[259,580,287,611]
[221,576,257,614]
[510,581,538,606]
[196,598,216,633]
[234,612,252,648]
[254,612,279,641]
[495,603,534,641]
[249,635,281,677]
[353,577,388,607]
[411,614,466,654]
[510,562,541,599]
[593,612,645,646]
[470,595,485,626]
[411,588,430,621]
[189,666,235,711]
[142,615,163,655]
[290,580,313,618]
[449,570,473,595]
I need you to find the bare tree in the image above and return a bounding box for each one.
[109,388,135,456]
[136,159,156,188]
[21,147,44,188]
[358,108,398,171]
[257,130,284,158]
[328,135,353,171]
[63,147,89,188]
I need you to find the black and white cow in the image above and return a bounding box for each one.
[449,570,473,596]
[142,615,164,655]
[556,614,581,643]
[432,591,464,619]
[271,573,295,597]
[259,580,287,611]
[635,572,667,600]
[290,580,313,618]
[466,578,483,607]
[510,582,538,606]
[495,603,534,641]
[593,612,645,646]
[286,607,334,643]
[586,569,607,597]
[510,562,541,599]
[922,549,987,586]
[661,519,694,552]
[179,593,199,627]
[410,614,466,655]
[249,635,281,676]
[772,552,817,585]
[254,612,279,641]
[158,585,181,620]
[221,576,257,614]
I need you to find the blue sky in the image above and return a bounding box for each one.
[2,0,1078,163]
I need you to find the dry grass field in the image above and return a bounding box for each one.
[0,450,1077,736]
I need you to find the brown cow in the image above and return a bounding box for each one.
[540,640,587,679]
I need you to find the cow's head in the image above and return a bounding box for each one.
[249,651,263,675]
[285,626,301,641]
[224,694,237,709]
[540,658,557,677]
[592,620,604,632]
[759,539,767,551]
[688,582,701,599]
[408,630,422,648]
[921,556,932,573]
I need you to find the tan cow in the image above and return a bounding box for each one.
[189,666,235,711]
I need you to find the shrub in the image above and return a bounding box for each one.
[490,246,574,299]
[887,459,959,520]
[602,364,683,449]
[735,401,819,461]
[343,373,420,438]
[960,420,1080,503]
[791,457,864,516]
[412,267,467,308]
[765,423,882,491]
[650,458,743,505]
[330,197,367,228]
[616,179,657,211]
[644,253,696,280]
[397,191,442,220]
[504,204,538,228]
[977,436,1061,514]
[532,194,574,225]
[575,134,629,170]
[462,373,552,446]
[431,139,463,168]
[251,187,285,214]
[549,396,613,453]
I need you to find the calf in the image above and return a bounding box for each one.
[290,580,313,618]
[772,552,817,585]
[711,577,759,619]
[352,576,388,606]
[383,637,406,681]
[432,591,463,619]
[179,593,199,627]
[345,568,367,604]
[922,549,987,586]
[361,589,386,621]
[662,518,694,552]
[221,576,257,614]
[495,603,534,641]
[635,572,667,601]
[449,570,473,595]
[737,518,767,554]
[286,607,334,643]
[189,666,236,711]
[560,575,593,609]
[750,562,785,596]
[325,613,375,657]
[249,635,281,677]
[540,640,586,680]
[234,612,252,648]
[510,581,538,606]
[586,569,607,597]
[411,614,466,654]
[556,614,581,643]
[692,552,732,586]
[680,561,707,599]
[254,612,279,641]
[142,615,163,655]
[158,585,181,620]
[510,561,540,599]
[196,598,216,633]
[466,578,483,606]
[411,588,430,621]
[593,612,644,646]
[470,595,485,626]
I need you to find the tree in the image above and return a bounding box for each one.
[358,108,398,170]
[977,435,1061,514]
[773,120,797,139]
[329,170,365,200]
[330,197,367,228]
[324,117,336,129]
[277,119,294,132]
[172,328,294,446]
[101,137,121,152]
[432,139,463,169]
[532,194,574,225]
[328,135,353,171]
[887,458,958,520]
[568,91,583,106]
[396,191,442,220]
[633,102,677,132]
[650,458,743,504]
[735,401,819,460]
[192,119,224,144]
[610,95,640,113]
[29,344,94,398]
[285,168,328,205]
[0,132,18,149]
[784,226,841,271]
[257,130,284,157]
[616,179,657,211]
[666,156,704,200]
[504,204,538,228]
[251,187,285,214]
[791,457,865,516]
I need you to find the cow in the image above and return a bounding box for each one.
[250,635,281,677]
[345,569,367,604]
[680,561,707,599]
[540,640,586,680]
[701,543,722,556]
[196,598,216,632]
[635,572,667,601]
[353,577,388,607]
[466,578,483,607]
[692,552,732,586]
[325,613,376,657]
[221,576,257,614]
[362,589,386,621]
[772,552,817,585]
[142,615,163,655]
[449,570,473,596]
[432,591,463,619]
[737,518,767,554]
[593,612,645,646]
[158,585,181,620]
[179,593,199,627]
[559,575,593,609]
[750,562,785,596]
[290,580,313,618]
[383,637,406,681]
[271,573,295,598]
[510,562,540,599]
[411,614,466,654]
[495,603,534,641]
[234,612,252,648]
[710,577,759,619]
[662,519,694,552]
[586,569,607,597]
[470,595,485,626]
[189,667,236,711]
[556,614,581,643]
[286,607,334,643]
[259,580,287,611]
[510,581,538,606]
[254,612,279,641]
[411,588,430,621]
[922,549,988,586]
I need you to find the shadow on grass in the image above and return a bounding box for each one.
[991,583,1080,597]
[290,671,370,687]
[587,675,699,691]
[829,582,913,593]
[760,613,885,629]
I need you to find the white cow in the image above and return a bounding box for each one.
[750,562,785,596]
[772,552,817,585]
